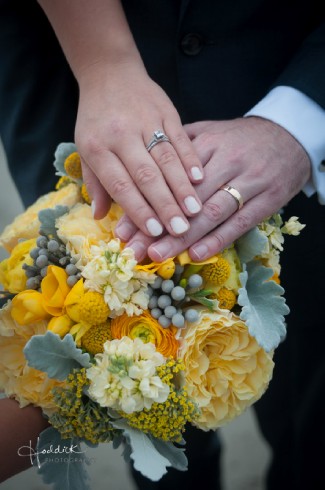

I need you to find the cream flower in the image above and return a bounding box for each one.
[0,183,81,253]
[86,336,169,414]
[179,310,274,430]
[81,239,155,316]
[281,216,306,236]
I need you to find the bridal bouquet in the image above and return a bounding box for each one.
[0,143,304,488]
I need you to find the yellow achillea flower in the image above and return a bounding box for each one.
[201,256,231,286]
[81,321,112,355]
[78,291,110,325]
[50,368,118,444]
[111,310,179,359]
[215,287,237,310]
[81,183,91,204]
[64,152,82,179]
[121,359,198,442]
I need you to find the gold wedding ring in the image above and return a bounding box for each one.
[219,185,244,210]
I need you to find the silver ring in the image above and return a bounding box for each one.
[146,130,171,152]
[220,185,244,210]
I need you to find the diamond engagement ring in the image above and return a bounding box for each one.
[219,185,244,210]
[146,130,171,152]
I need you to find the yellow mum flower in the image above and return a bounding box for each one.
[78,291,110,325]
[81,321,112,355]
[0,183,81,253]
[64,151,82,179]
[11,290,49,325]
[111,310,179,359]
[179,310,274,430]
[0,238,36,293]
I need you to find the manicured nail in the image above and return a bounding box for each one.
[128,241,147,260]
[150,242,172,260]
[91,200,96,218]
[170,217,189,235]
[115,221,135,241]
[191,244,209,260]
[146,218,163,237]
[184,196,201,214]
[191,166,203,181]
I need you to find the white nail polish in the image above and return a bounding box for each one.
[184,196,201,214]
[170,216,189,234]
[91,200,96,218]
[191,166,203,181]
[146,218,163,237]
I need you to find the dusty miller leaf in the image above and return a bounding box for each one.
[238,261,289,352]
[38,206,69,239]
[53,142,77,177]
[236,227,268,264]
[24,332,91,380]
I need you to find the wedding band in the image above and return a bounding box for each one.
[146,130,171,152]
[220,185,244,210]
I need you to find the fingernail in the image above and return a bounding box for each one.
[128,241,147,260]
[115,221,135,242]
[184,196,201,214]
[191,244,209,260]
[170,217,189,235]
[91,200,96,218]
[146,218,163,237]
[150,242,172,260]
[191,166,203,181]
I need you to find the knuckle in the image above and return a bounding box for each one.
[108,117,128,138]
[202,202,223,223]
[232,213,252,234]
[156,149,176,168]
[209,230,226,251]
[110,178,130,196]
[134,164,158,186]
[173,132,188,146]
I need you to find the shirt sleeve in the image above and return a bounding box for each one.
[245,86,325,205]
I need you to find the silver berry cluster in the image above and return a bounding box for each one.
[23,234,81,290]
[148,267,203,329]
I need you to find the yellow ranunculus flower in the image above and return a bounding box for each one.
[64,278,85,322]
[11,290,49,325]
[179,310,274,431]
[136,258,176,279]
[0,238,36,293]
[47,314,75,337]
[111,310,179,359]
[41,265,71,316]
[0,183,81,253]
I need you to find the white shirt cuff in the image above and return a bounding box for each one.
[245,86,325,204]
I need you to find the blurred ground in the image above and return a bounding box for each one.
[0,141,271,490]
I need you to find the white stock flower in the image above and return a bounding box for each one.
[281,216,306,236]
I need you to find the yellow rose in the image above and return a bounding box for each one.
[47,314,75,337]
[64,278,85,322]
[111,310,179,359]
[0,238,36,293]
[0,306,64,413]
[0,183,81,253]
[56,203,120,263]
[41,265,71,316]
[179,310,274,430]
[11,290,49,325]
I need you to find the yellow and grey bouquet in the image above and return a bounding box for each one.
[0,143,304,488]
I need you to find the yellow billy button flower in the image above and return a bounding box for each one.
[64,152,82,179]
[64,278,85,322]
[81,183,91,205]
[11,290,49,325]
[215,287,237,310]
[41,265,71,316]
[78,291,110,325]
[48,314,75,337]
[111,310,179,359]
[201,256,231,286]
[81,321,112,355]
